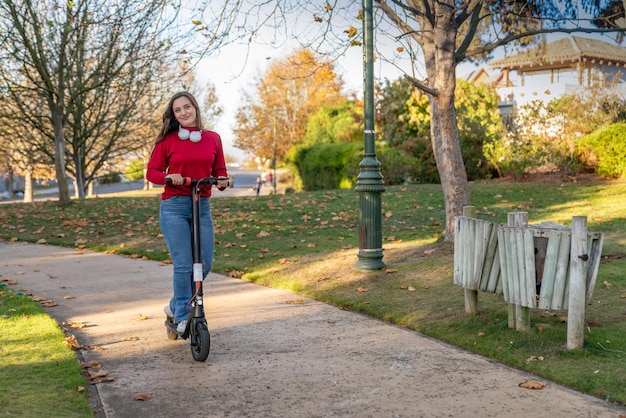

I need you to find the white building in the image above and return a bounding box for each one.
[488,35,626,108]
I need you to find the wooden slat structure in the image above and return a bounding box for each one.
[453,216,502,294]
[496,223,604,310]
[454,216,604,311]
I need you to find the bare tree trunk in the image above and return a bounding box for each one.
[427,1,470,241]
[53,110,70,205]
[23,168,33,203]
[430,93,470,241]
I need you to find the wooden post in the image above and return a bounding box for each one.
[463,206,478,314]
[567,216,588,350]
[507,212,530,331]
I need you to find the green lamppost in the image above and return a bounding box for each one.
[354,0,385,271]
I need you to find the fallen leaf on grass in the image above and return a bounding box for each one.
[133,394,150,401]
[540,311,556,317]
[423,248,436,255]
[385,269,397,274]
[407,286,416,292]
[526,355,544,363]
[519,380,546,390]
[537,323,551,333]
[356,287,369,293]
[77,386,86,392]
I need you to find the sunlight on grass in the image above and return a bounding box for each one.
[0,288,91,417]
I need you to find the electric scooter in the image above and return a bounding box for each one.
[164,176,228,362]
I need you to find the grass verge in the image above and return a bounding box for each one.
[0,285,92,417]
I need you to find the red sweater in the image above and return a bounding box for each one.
[146,128,228,200]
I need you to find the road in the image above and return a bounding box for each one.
[1,168,279,203]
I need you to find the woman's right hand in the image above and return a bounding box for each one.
[165,174,184,185]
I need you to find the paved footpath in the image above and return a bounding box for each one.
[1,241,625,418]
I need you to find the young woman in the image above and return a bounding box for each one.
[147,91,229,333]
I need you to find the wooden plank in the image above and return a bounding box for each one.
[510,228,523,306]
[497,228,511,302]
[472,218,485,290]
[551,231,571,310]
[482,224,500,292]
[522,228,537,308]
[453,216,463,286]
[538,230,561,309]
[567,216,588,350]
[585,233,604,303]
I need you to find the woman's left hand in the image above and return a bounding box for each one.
[216,178,229,191]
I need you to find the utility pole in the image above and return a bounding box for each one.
[354,0,385,271]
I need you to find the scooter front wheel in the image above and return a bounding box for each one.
[191,321,210,362]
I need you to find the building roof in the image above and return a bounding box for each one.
[489,36,626,71]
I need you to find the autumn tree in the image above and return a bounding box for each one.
[0,0,237,203]
[233,48,346,164]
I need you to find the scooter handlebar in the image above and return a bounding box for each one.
[165,176,230,188]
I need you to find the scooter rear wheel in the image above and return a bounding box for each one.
[165,317,179,340]
[191,321,210,362]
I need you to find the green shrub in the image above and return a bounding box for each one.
[288,142,422,191]
[125,159,145,181]
[578,123,626,178]
[287,142,363,191]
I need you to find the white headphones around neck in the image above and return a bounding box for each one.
[178,126,202,143]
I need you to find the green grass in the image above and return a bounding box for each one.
[1,177,625,409]
[0,286,92,417]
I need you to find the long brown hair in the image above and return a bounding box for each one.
[155,91,204,144]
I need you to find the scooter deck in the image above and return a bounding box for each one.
[165,316,187,338]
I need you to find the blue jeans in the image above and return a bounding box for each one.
[160,196,214,323]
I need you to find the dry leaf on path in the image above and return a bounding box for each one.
[88,369,108,379]
[286,299,305,305]
[64,335,81,350]
[80,361,102,369]
[519,380,546,389]
[133,394,150,401]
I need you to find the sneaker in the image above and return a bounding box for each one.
[176,320,187,333]
[164,305,174,318]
